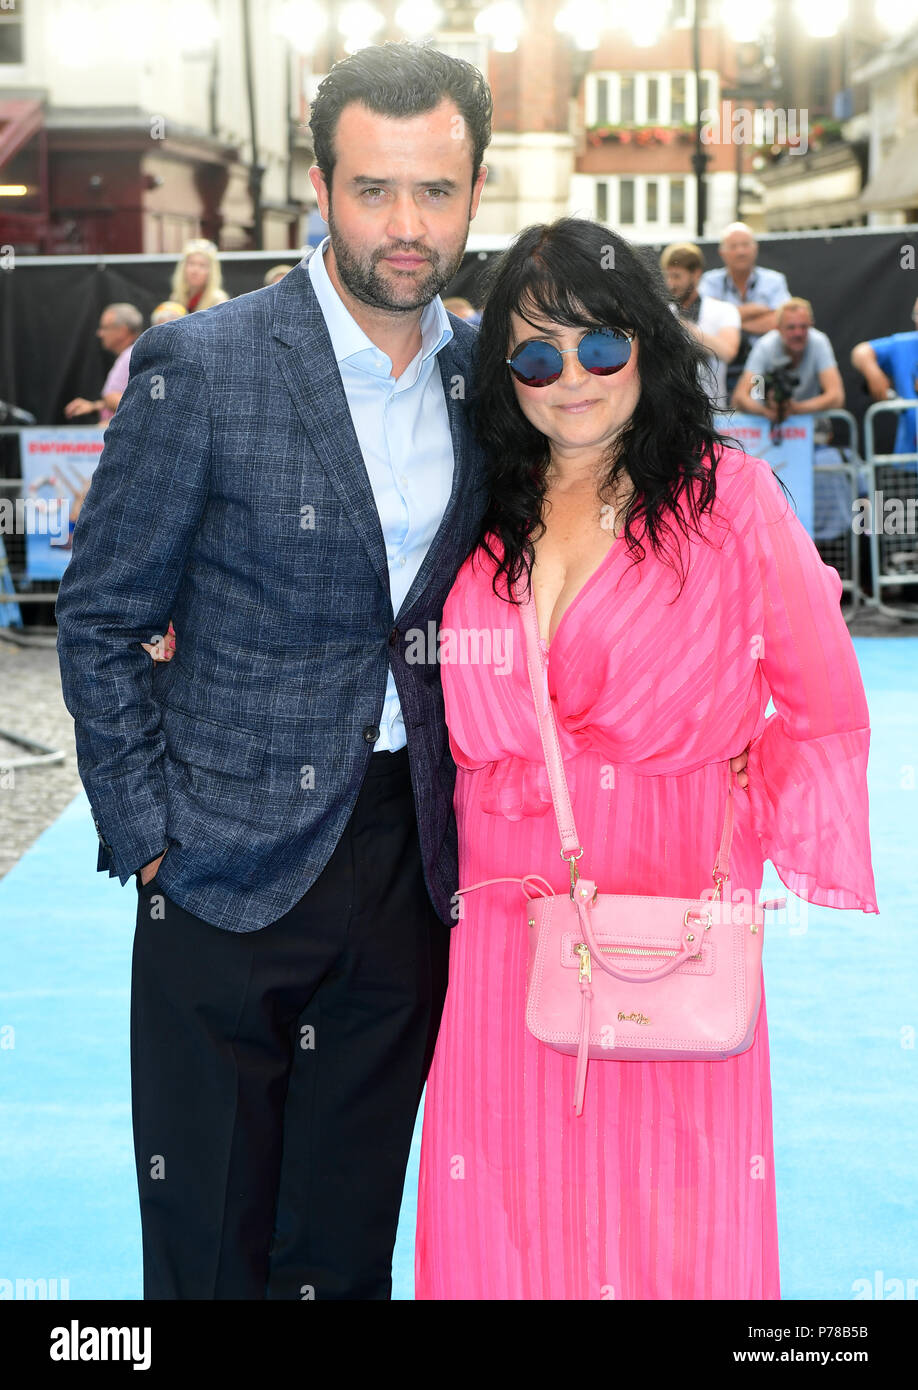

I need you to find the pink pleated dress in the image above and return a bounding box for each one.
[415,446,879,1301]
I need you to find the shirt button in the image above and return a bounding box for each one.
[399,475,408,486]
[363,725,380,743]
[398,555,406,567]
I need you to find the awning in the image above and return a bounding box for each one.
[0,99,44,171]
[859,131,918,211]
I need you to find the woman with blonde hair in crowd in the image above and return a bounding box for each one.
[169,239,230,313]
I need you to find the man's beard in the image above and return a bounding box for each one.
[326,206,467,313]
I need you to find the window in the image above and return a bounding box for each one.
[671,76,686,124]
[596,77,609,125]
[620,179,635,224]
[596,180,608,222]
[646,181,658,222]
[0,0,24,63]
[670,179,686,224]
[588,70,712,127]
[620,75,635,123]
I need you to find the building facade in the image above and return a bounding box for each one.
[1,0,897,255]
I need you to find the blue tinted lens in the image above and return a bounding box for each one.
[579,330,631,374]
[509,341,563,383]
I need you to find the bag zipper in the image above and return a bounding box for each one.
[575,942,703,960]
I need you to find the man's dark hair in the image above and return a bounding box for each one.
[309,41,492,192]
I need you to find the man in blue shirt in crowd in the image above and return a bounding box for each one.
[851,296,918,458]
[698,222,791,395]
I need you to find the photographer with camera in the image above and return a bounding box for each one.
[731,297,844,426]
[732,298,850,544]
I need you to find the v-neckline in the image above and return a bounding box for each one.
[535,528,627,652]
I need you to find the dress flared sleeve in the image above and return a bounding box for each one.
[743,454,879,913]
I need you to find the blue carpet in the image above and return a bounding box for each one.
[0,637,914,1300]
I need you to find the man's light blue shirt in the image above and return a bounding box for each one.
[696,265,791,344]
[307,235,454,750]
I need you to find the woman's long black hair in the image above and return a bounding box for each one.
[468,217,741,602]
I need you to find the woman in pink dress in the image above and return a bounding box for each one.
[415,218,878,1300]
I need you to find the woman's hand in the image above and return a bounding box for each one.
[141,621,176,662]
[730,745,750,789]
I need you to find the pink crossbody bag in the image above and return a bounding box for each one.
[456,577,786,1116]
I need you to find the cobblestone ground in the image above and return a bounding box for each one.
[1,606,916,882]
[0,632,85,882]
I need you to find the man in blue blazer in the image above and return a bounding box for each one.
[55,42,491,1299]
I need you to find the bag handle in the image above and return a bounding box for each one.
[514,571,736,892]
[571,877,712,983]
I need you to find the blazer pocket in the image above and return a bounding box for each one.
[161,703,269,779]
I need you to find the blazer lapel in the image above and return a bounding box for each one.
[393,337,475,623]
[272,258,478,619]
[272,258,390,596]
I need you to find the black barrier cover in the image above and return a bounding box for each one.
[2,226,917,455]
[448,227,918,458]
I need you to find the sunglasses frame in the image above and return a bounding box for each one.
[505,327,636,387]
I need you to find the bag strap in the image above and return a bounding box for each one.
[515,571,736,888]
[517,573,582,859]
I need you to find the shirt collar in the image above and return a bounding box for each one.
[725,267,758,295]
[306,234,453,377]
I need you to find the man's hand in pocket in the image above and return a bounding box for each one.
[140,850,167,885]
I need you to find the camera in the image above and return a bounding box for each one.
[762,365,800,425]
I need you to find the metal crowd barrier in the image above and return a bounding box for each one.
[0,424,67,769]
[862,401,918,622]
[3,415,914,628]
[815,409,864,620]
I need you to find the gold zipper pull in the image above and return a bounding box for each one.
[575,942,592,984]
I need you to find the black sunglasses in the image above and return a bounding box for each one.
[506,328,635,387]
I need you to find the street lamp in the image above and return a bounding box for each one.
[338,2,385,53]
[475,2,525,54]
[274,0,327,48]
[395,1,444,36]
[691,0,710,236]
[555,2,602,51]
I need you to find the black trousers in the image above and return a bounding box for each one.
[129,746,450,1299]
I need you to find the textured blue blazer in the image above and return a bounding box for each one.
[55,255,488,930]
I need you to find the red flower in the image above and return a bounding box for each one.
[619,130,632,144]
